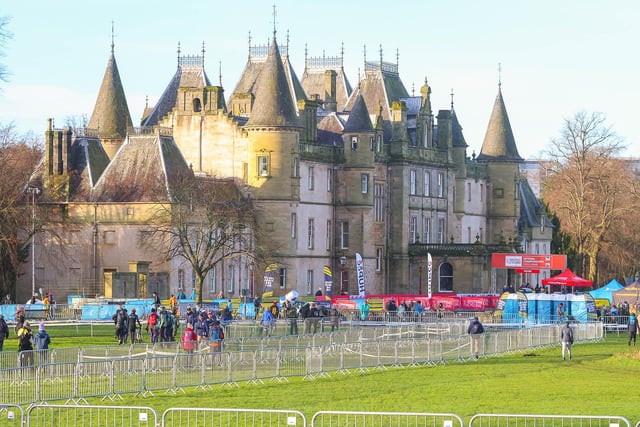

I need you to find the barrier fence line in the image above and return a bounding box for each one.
[311,411,465,427]
[26,404,159,427]
[0,403,24,427]
[162,408,307,427]
[469,413,632,427]
[0,323,603,406]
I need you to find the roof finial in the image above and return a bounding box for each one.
[396,48,399,69]
[201,41,206,67]
[379,44,383,69]
[248,31,252,60]
[177,42,181,68]
[498,62,502,88]
[304,43,308,71]
[363,44,367,69]
[412,82,415,97]
[110,20,115,54]
[286,29,290,54]
[340,42,345,69]
[219,60,222,86]
[357,67,361,89]
[450,88,455,109]
[145,95,149,109]
[272,3,277,37]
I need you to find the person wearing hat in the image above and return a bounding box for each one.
[180,323,198,367]
[127,308,142,344]
[0,313,9,352]
[34,322,51,365]
[467,316,485,359]
[17,321,34,367]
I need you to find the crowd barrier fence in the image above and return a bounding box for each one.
[469,413,631,427]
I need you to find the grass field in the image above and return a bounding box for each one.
[24,326,634,424]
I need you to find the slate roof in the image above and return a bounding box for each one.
[91,131,191,203]
[451,107,468,148]
[245,38,302,128]
[141,58,212,127]
[300,66,352,109]
[343,93,373,133]
[317,113,346,146]
[476,87,522,162]
[519,178,553,229]
[87,51,133,139]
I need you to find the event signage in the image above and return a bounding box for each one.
[427,253,433,299]
[355,253,366,297]
[491,253,566,270]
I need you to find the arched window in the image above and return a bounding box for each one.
[193,98,202,112]
[439,262,453,292]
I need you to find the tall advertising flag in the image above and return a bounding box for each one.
[262,264,278,298]
[355,253,366,297]
[323,266,333,297]
[427,253,433,299]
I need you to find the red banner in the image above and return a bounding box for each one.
[492,253,566,270]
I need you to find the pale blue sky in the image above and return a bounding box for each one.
[0,0,637,159]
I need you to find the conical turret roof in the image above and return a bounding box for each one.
[476,87,522,161]
[245,36,301,128]
[343,93,373,133]
[88,49,133,139]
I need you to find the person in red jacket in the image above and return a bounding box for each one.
[181,324,198,367]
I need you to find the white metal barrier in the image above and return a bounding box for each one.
[0,404,24,427]
[311,411,464,427]
[26,404,159,427]
[470,414,632,427]
[162,408,306,427]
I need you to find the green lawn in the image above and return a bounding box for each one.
[46,333,637,423]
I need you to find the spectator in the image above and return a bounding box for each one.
[629,313,639,346]
[315,288,323,297]
[177,289,186,300]
[269,301,279,319]
[328,305,340,332]
[209,320,224,365]
[467,316,484,359]
[168,294,178,311]
[185,306,197,331]
[360,300,370,321]
[152,292,161,310]
[414,300,424,320]
[556,303,566,323]
[300,302,312,334]
[309,302,321,333]
[0,314,9,352]
[127,308,142,344]
[112,304,128,344]
[147,308,159,343]
[284,300,298,335]
[3,294,12,304]
[33,322,51,365]
[14,305,25,335]
[560,321,573,360]
[180,324,198,366]
[195,312,209,345]
[17,321,34,368]
[260,307,275,337]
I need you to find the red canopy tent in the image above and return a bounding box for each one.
[541,268,593,287]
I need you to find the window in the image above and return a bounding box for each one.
[535,243,540,254]
[291,213,297,239]
[437,217,445,244]
[326,220,331,251]
[306,270,313,295]
[424,172,430,196]
[308,166,314,190]
[307,218,315,249]
[494,188,504,198]
[437,172,444,197]
[361,174,369,194]
[468,182,471,201]
[340,221,349,249]
[258,155,269,177]
[178,269,185,291]
[279,268,287,288]
[370,136,374,151]
[376,248,383,272]
[424,218,431,243]
[351,136,358,151]
[327,170,332,192]
[410,170,417,195]
[193,98,202,112]
[208,266,217,292]
[480,183,484,202]
[126,207,134,216]
[293,157,299,178]
[410,216,418,243]
[467,227,472,243]
[439,262,454,292]
[227,264,235,293]
[376,135,382,152]
[374,184,385,222]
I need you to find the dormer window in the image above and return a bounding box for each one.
[193,98,202,112]
[351,136,358,151]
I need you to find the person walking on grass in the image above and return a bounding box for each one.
[467,316,484,359]
[629,313,639,346]
[33,322,51,365]
[561,321,573,360]
[0,314,9,352]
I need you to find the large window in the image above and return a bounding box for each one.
[376,248,383,272]
[306,270,313,295]
[410,170,417,195]
[327,170,332,192]
[439,262,454,292]
[258,156,269,177]
[410,216,418,243]
[227,264,235,293]
[326,220,331,251]
[307,218,315,249]
[279,268,287,288]
[424,172,430,196]
[374,183,385,222]
[208,266,217,292]
[424,218,431,244]
[437,217,445,244]
[437,172,444,197]
[361,174,369,194]
[308,166,315,190]
[291,213,297,239]
[340,221,349,249]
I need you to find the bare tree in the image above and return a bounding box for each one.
[144,175,259,305]
[0,16,12,84]
[543,111,630,283]
[0,122,43,299]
